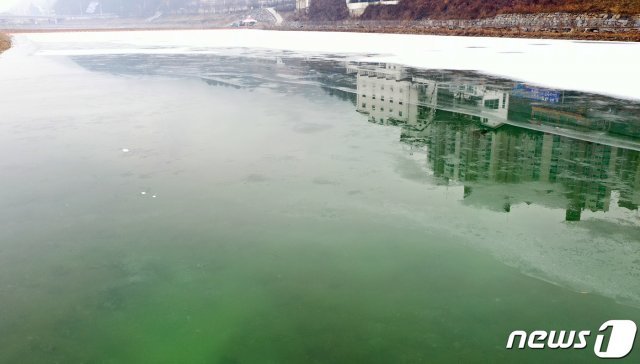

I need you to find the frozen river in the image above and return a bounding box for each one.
[18,29,640,99]
[0,30,639,363]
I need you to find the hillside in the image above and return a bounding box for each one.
[309,0,350,21]
[360,0,640,20]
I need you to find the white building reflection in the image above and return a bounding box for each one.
[350,62,640,221]
[354,63,509,129]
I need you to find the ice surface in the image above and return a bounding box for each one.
[12,29,640,100]
[1,30,639,310]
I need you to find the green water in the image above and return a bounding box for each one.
[0,50,639,363]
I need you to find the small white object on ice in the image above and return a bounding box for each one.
[141,191,147,195]
[122,148,130,153]
[152,195,157,198]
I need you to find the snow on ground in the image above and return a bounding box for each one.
[13,29,640,100]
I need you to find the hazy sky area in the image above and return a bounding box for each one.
[0,0,54,13]
[0,0,19,12]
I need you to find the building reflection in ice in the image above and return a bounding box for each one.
[351,62,640,221]
[72,53,640,222]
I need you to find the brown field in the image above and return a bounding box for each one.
[268,23,640,42]
[0,32,11,53]
[361,0,640,20]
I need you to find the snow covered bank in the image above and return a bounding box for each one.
[16,29,640,99]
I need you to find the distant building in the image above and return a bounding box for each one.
[296,0,399,15]
[345,0,399,16]
[198,0,295,14]
[296,0,310,12]
[240,16,257,25]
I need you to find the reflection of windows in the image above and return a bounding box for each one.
[362,94,366,98]
[390,98,394,103]
[381,107,384,111]
[372,95,376,100]
[484,99,499,109]
[372,105,376,110]
[399,101,403,105]
[381,96,385,101]
[399,111,403,117]
[417,105,429,119]
[362,103,366,108]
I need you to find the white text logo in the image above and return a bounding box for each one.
[506,320,637,359]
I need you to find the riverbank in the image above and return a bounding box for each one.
[2,11,639,42]
[0,33,11,53]
[272,13,640,42]
[6,24,640,42]
[270,24,640,41]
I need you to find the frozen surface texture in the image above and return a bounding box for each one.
[16,29,640,99]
